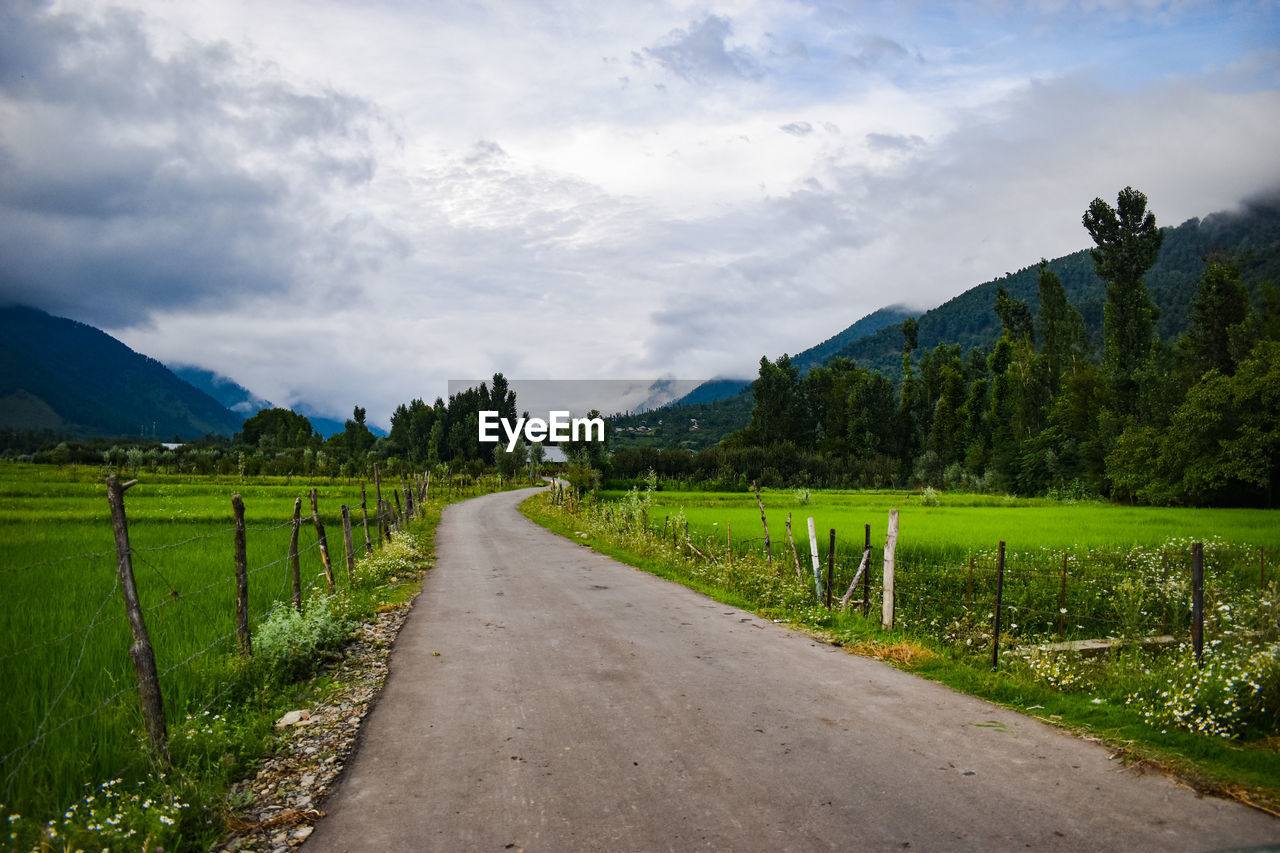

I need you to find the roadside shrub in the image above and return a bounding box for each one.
[355,531,425,587]
[252,595,351,682]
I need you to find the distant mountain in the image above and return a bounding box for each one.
[0,306,244,438]
[789,304,917,373]
[171,365,272,415]
[832,196,1280,382]
[172,366,386,439]
[666,305,915,409]
[610,195,1280,448]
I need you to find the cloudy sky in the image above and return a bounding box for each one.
[2,0,1278,426]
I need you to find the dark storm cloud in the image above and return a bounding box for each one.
[643,14,761,83]
[0,1,382,328]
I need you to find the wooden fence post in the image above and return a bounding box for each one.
[400,477,413,520]
[753,482,772,569]
[374,464,384,544]
[726,522,732,568]
[862,523,872,616]
[825,528,836,609]
[991,541,1006,670]
[1057,553,1069,641]
[232,494,251,656]
[786,513,803,584]
[341,505,356,582]
[311,488,334,593]
[839,547,870,611]
[882,509,898,631]
[289,497,303,613]
[360,483,373,555]
[807,517,822,602]
[1192,542,1204,668]
[966,554,974,630]
[105,475,168,761]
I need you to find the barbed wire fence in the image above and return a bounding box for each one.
[0,463,449,811]
[584,490,1276,672]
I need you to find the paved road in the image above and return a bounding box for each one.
[305,488,1277,852]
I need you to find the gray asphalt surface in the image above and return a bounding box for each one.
[305,487,1277,852]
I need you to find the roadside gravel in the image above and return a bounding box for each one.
[211,599,414,853]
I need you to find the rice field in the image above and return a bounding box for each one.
[0,464,400,820]
[632,489,1280,554]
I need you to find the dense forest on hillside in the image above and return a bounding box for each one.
[616,193,1280,452]
[0,307,244,438]
[607,189,1280,506]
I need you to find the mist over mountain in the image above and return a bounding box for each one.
[0,306,243,439]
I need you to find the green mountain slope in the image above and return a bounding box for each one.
[611,196,1280,449]
[665,304,917,409]
[837,198,1280,382]
[0,306,244,438]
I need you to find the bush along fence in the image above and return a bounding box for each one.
[544,477,1279,743]
[0,462,495,846]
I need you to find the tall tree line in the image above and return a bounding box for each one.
[615,188,1279,506]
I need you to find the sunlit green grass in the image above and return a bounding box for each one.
[630,488,1280,553]
[0,464,389,820]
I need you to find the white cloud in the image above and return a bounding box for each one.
[2,0,1277,426]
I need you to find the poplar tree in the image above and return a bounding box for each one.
[1082,187,1163,418]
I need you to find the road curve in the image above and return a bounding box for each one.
[305,488,1276,852]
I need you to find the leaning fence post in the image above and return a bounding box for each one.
[882,510,898,631]
[991,541,1006,670]
[1192,542,1204,668]
[105,475,168,761]
[807,517,822,602]
[341,505,356,582]
[311,488,335,593]
[231,494,251,656]
[289,497,303,613]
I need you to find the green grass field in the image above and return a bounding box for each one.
[0,464,414,822]
[630,488,1280,554]
[621,488,1277,643]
